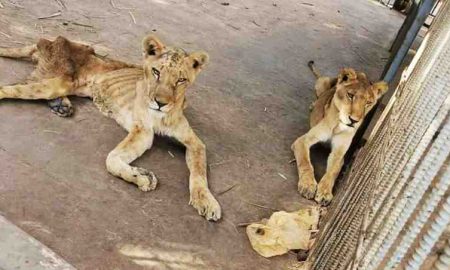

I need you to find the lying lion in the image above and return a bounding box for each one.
[0,35,221,221]
[292,61,388,206]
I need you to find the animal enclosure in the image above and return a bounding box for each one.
[0,1,433,269]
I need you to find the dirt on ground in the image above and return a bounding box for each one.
[0,0,403,269]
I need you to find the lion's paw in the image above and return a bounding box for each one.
[189,187,221,221]
[48,97,74,117]
[314,184,333,206]
[298,173,317,199]
[133,168,158,192]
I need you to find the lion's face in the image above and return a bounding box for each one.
[333,68,388,128]
[141,35,209,115]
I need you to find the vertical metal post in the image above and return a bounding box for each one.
[382,0,436,83]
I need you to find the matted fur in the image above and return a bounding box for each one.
[0,35,221,221]
[291,61,388,206]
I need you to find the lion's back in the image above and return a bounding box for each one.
[310,87,335,127]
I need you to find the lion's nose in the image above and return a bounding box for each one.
[155,99,168,108]
[349,116,359,125]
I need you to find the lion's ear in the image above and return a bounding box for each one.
[338,68,357,83]
[188,51,209,72]
[142,35,165,58]
[372,81,389,99]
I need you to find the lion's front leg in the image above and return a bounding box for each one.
[291,123,330,199]
[106,125,157,191]
[173,118,221,221]
[315,134,352,206]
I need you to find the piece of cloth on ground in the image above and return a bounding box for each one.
[246,207,320,258]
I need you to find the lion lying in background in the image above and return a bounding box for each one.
[0,35,221,221]
[292,61,388,206]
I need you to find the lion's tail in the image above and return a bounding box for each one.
[307,60,321,79]
[0,44,37,61]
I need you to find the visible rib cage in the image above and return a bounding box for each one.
[92,68,143,117]
[0,34,222,222]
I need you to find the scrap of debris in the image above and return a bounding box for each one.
[128,11,136,24]
[72,22,94,28]
[6,1,23,8]
[63,21,94,28]
[38,11,62,20]
[252,20,261,27]
[217,183,239,196]
[245,201,280,212]
[0,31,11,38]
[208,159,232,168]
[221,2,230,6]
[110,0,135,10]
[245,207,320,258]
[54,0,66,10]
[227,24,240,30]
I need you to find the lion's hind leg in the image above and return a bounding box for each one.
[48,97,74,117]
[0,77,73,100]
[0,45,37,60]
[314,77,336,97]
[0,78,75,117]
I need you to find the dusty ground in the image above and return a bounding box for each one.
[0,0,403,269]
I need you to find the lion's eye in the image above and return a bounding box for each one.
[366,101,373,106]
[347,93,354,100]
[177,78,187,85]
[152,67,160,79]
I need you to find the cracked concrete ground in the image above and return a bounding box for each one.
[0,0,403,269]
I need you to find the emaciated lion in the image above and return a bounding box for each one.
[292,61,388,206]
[0,35,221,221]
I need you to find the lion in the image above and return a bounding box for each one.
[0,35,221,221]
[291,61,388,206]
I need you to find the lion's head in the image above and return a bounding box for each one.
[140,35,209,115]
[333,68,388,128]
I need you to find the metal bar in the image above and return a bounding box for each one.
[382,0,436,83]
[385,156,450,269]
[363,108,450,270]
[405,195,450,270]
[431,237,450,270]
[389,0,420,52]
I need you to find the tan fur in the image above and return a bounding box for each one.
[292,62,388,206]
[0,35,221,221]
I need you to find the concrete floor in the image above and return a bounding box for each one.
[0,0,403,269]
[0,215,75,270]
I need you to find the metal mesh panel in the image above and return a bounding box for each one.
[431,237,450,270]
[302,2,450,269]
